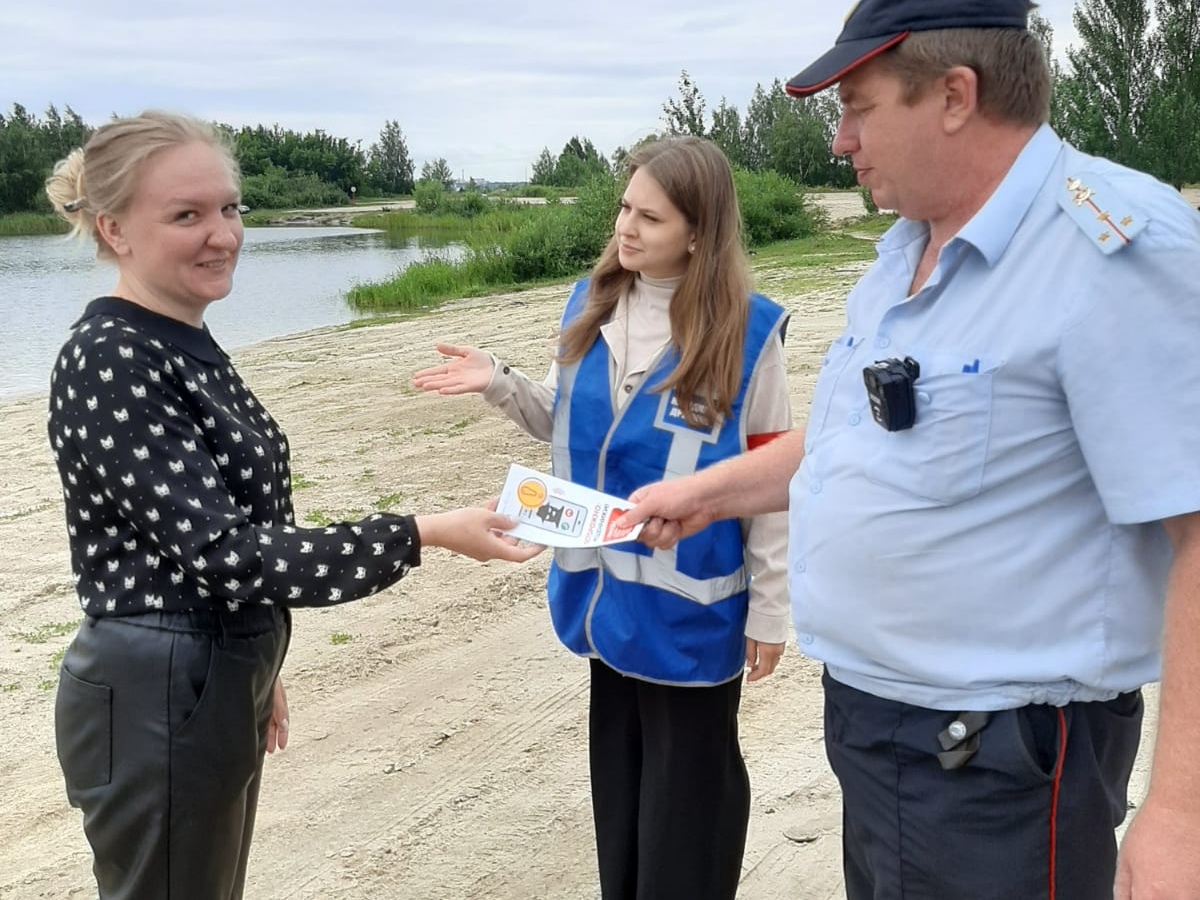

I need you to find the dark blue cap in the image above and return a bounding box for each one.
[785,0,1031,96]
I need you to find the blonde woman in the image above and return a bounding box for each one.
[45,110,537,900]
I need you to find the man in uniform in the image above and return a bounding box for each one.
[619,1,1200,897]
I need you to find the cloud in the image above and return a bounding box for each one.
[2,0,1082,181]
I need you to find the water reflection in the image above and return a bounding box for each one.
[0,227,465,399]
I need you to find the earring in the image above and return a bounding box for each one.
[688,243,695,254]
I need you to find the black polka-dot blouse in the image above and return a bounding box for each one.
[48,297,421,616]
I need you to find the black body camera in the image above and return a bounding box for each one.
[863,356,920,431]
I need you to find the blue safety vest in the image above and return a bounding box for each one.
[548,279,787,685]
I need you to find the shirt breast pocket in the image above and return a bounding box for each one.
[807,335,860,445]
[861,356,997,505]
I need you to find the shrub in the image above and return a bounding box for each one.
[239,166,346,210]
[442,190,489,218]
[505,206,577,281]
[732,168,828,246]
[413,179,446,214]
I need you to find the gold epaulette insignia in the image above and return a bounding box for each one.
[1057,175,1146,255]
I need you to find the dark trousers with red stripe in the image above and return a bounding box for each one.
[588,659,751,900]
[823,670,1143,900]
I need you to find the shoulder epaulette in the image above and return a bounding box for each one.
[1057,174,1147,255]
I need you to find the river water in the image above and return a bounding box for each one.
[0,226,462,400]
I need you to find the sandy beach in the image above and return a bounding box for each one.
[1,190,1180,898]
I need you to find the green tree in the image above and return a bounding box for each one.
[742,80,850,185]
[661,70,708,136]
[420,157,454,188]
[1142,0,1200,187]
[1056,0,1200,186]
[0,103,94,214]
[230,124,367,193]
[741,83,779,172]
[610,134,659,176]
[553,136,610,187]
[530,147,557,185]
[709,99,746,168]
[40,104,90,162]
[1057,0,1155,166]
[367,120,414,194]
[0,105,43,213]
[1028,11,1072,136]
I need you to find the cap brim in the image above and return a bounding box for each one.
[785,32,908,97]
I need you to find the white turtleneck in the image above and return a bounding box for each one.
[600,272,677,408]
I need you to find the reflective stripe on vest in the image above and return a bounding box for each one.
[554,545,747,605]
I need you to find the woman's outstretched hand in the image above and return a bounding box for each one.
[412,344,495,395]
[415,502,544,563]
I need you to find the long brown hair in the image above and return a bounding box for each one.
[557,136,751,428]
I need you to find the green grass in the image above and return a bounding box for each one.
[748,227,886,300]
[291,472,316,490]
[302,509,335,526]
[353,204,538,239]
[330,632,354,645]
[346,210,882,316]
[0,212,70,237]
[13,621,78,644]
[749,228,884,269]
[346,250,556,312]
[373,491,404,511]
[841,212,899,236]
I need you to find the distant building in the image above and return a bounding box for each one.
[451,179,527,193]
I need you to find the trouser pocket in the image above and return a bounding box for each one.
[55,659,113,796]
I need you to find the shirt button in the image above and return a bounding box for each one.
[876,336,891,349]
[810,481,822,494]
[794,560,806,573]
[623,384,633,393]
[849,413,861,426]
[821,356,830,367]
[801,633,815,645]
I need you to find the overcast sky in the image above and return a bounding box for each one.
[3,1,1082,183]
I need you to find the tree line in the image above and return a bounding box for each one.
[0,110,450,215]
[1,0,1196,216]
[1048,0,1200,188]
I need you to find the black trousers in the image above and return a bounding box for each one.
[588,659,751,900]
[823,670,1143,900]
[55,607,289,900]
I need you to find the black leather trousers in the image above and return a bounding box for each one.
[55,606,289,900]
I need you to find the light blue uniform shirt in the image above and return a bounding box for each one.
[789,125,1200,710]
